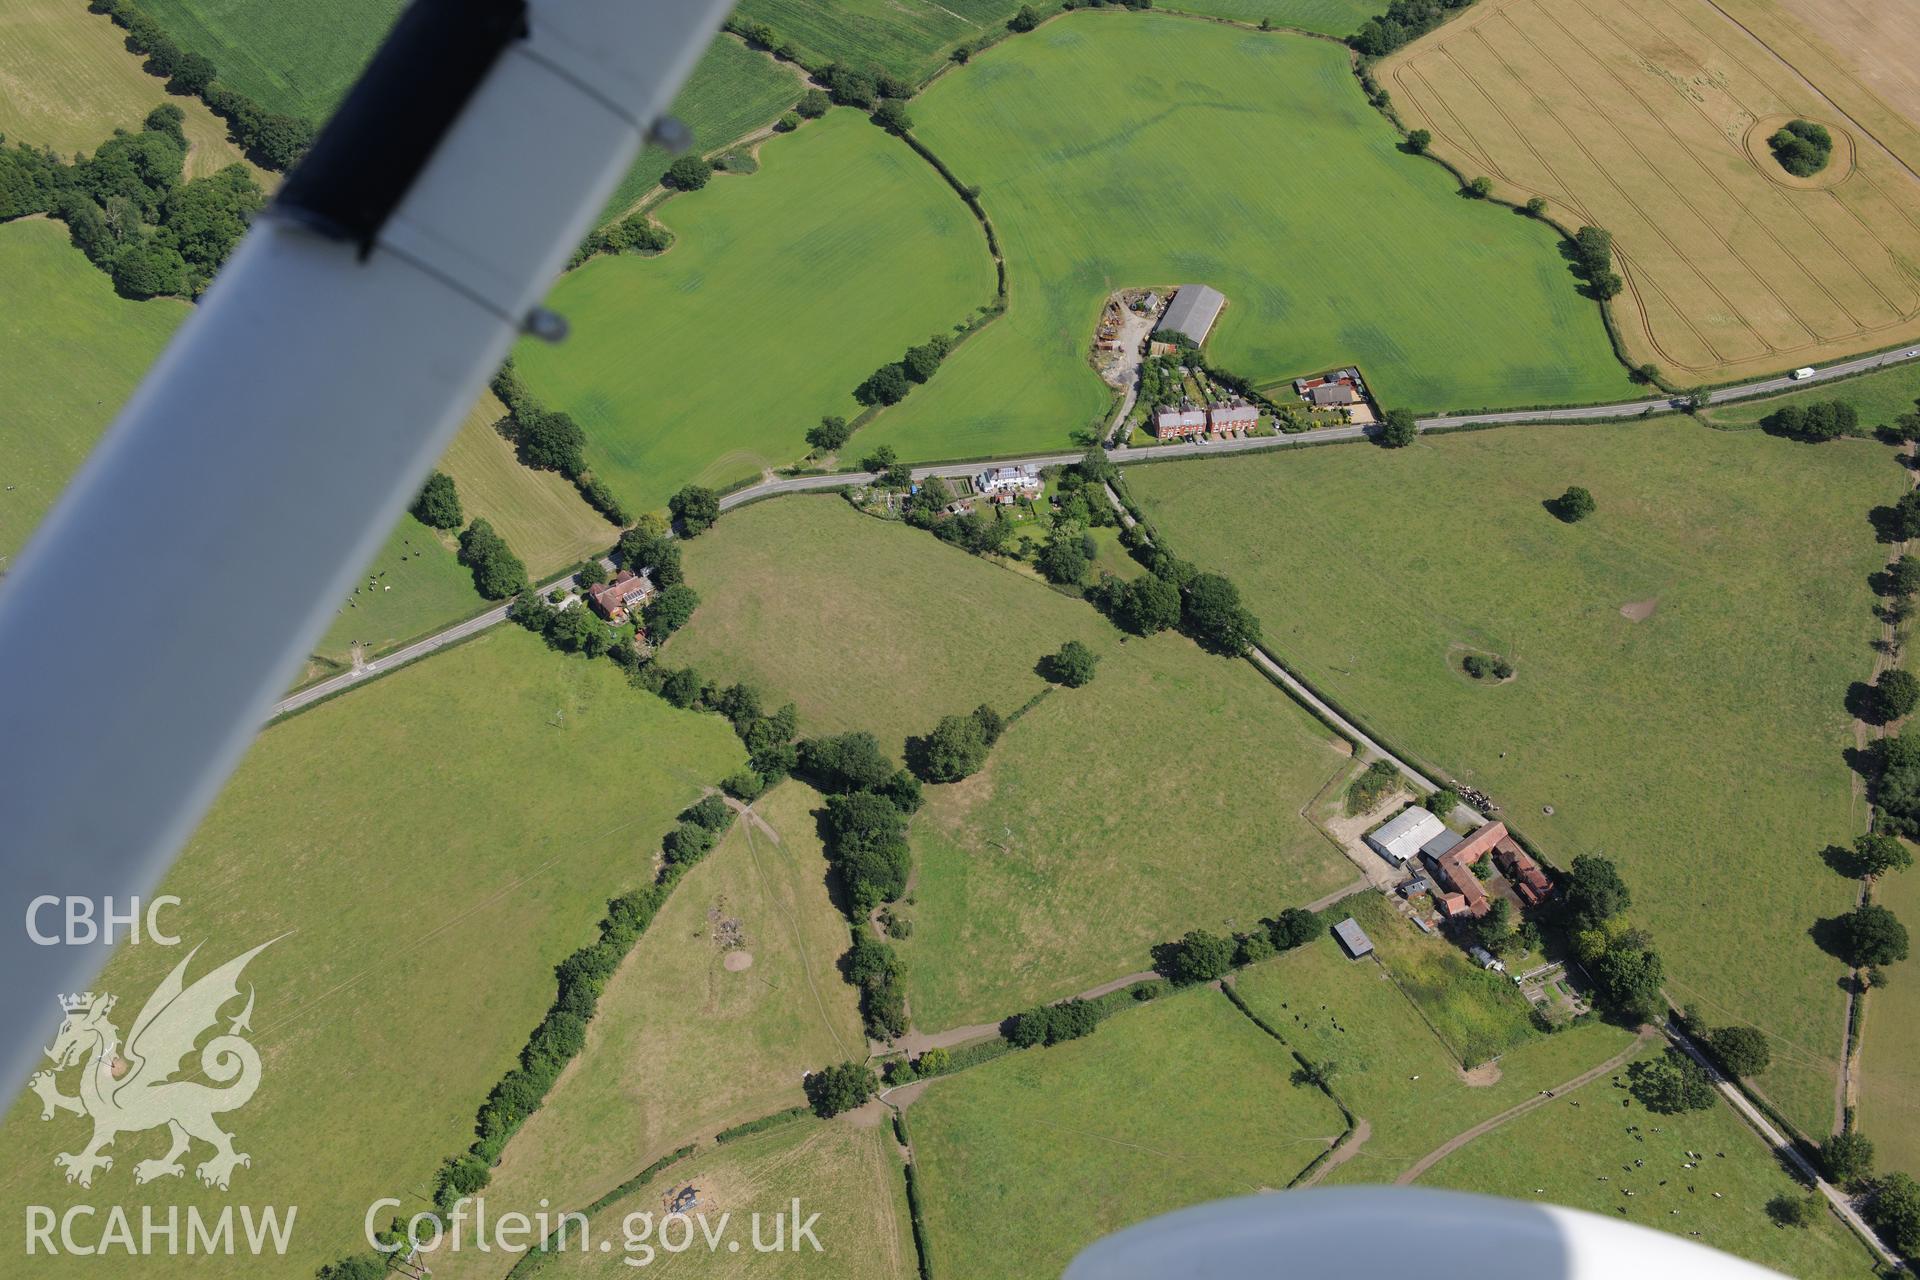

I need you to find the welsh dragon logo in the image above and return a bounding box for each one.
[29,938,278,1191]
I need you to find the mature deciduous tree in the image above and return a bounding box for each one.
[1553,484,1596,522]
[516,409,587,476]
[1853,832,1914,879]
[1705,1025,1771,1078]
[670,484,720,535]
[642,583,700,639]
[1043,640,1100,687]
[804,1061,876,1117]
[1379,407,1417,447]
[457,519,529,599]
[664,154,712,191]
[410,471,464,530]
[1821,1131,1875,1185]
[1836,904,1909,967]
[808,415,852,451]
[1161,929,1236,985]
[1626,1047,1716,1113]
[1182,573,1261,655]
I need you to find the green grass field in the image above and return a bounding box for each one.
[1129,419,1903,1138]
[1713,357,1920,1174]
[1232,910,1635,1185]
[0,217,587,666]
[132,0,400,121]
[1857,865,1920,1176]
[670,496,1359,1028]
[900,626,1355,1027]
[0,628,742,1278]
[910,985,1348,1279]
[310,514,485,665]
[442,783,865,1279]
[736,0,1022,82]
[597,36,805,222]
[0,218,187,562]
[1419,1040,1882,1279]
[1330,892,1550,1068]
[0,0,259,179]
[861,12,1633,465]
[438,390,617,577]
[532,1117,917,1280]
[670,497,1105,755]
[516,111,995,517]
[1160,0,1381,36]
[1703,362,1920,433]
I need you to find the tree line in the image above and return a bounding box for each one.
[491,360,630,525]
[316,785,746,1280]
[794,730,923,1037]
[1569,225,1623,301]
[1156,905,1324,987]
[568,209,673,269]
[894,449,1266,655]
[855,331,956,410]
[1350,0,1475,59]
[1,108,263,299]
[316,505,785,1278]
[1761,399,1860,442]
[87,0,314,171]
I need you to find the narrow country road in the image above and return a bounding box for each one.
[270,564,591,717]
[274,344,1920,722]
[725,344,1920,510]
[1246,647,1460,807]
[1394,1026,1658,1185]
[1669,1030,1906,1270]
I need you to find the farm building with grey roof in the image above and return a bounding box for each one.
[1153,284,1226,344]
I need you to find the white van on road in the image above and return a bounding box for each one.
[1791,366,1816,380]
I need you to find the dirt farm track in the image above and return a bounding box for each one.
[1381,0,1920,383]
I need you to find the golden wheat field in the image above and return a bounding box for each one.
[1381,0,1920,383]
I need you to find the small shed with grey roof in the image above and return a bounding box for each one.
[1420,827,1463,860]
[1154,284,1226,345]
[1333,917,1374,959]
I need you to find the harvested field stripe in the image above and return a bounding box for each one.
[1616,0,1920,278]
[1487,8,1819,349]
[1383,0,1920,379]
[1648,0,1920,247]
[1391,42,1744,370]
[1551,0,1891,326]
[1464,17,1777,356]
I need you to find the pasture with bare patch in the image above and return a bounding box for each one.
[435,783,863,1280]
[1129,418,1901,1138]
[533,1116,917,1280]
[1381,0,1920,383]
